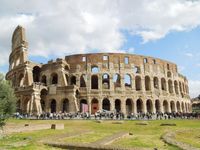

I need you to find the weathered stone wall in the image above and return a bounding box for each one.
[6,26,191,115]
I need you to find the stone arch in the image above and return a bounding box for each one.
[33,66,41,82]
[41,75,47,85]
[163,100,169,113]
[146,99,153,113]
[155,99,161,113]
[80,74,86,87]
[70,75,76,85]
[51,73,58,84]
[18,73,24,86]
[167,71,172,78]
[161,78,167,91]
[22,98,30,113]
[136,99,143,113]
[115,99,121,112]
[124,74,131,88]
[170,101,175,112]
[113,74,121,88]
[126,99,133,114]
[102,98,110,111]
[40,89,47,112]
[145,76,151,91]
[62,99,69,113]
[91,75,98,89]
[135,76,142,91]
[179,82,182,93]
[182,83,185,93]
[80,99,88,112]
[176,101,181,112]
[102,73,110,89]
[50,99,56,113]
[168,80,173,93]
[91,98,98,114]
[174,80,179,94]
[153,77,159,89]
[181,102,185,113]
[91,66,99,73]
[16,99,21,113]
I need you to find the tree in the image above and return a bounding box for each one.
[0,73,16,129]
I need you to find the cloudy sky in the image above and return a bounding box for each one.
[0,0,200,98]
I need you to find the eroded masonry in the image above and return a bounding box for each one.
[6,26,191,115]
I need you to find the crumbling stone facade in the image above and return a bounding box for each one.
[6,26,191,115]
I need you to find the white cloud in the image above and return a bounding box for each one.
[189,80,200,98]
[1,0,200,67]
[184,52,194,57]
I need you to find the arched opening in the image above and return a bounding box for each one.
[41,75,47,85]
[40,89,47,112]
[146,99,153,113]
[182,102,185,113]
[51,73,58,84]
[80,74,86,87]
[62,99,69,113]
[161,78,166,91]
[33,66,41,82]
[135,76,142,91]
[176,101,181,112]
[23,98,30,113]
[16,99,21,113]
[170,101,175,112]
[124,74,131,88]
[126,99,133,114]
[163,100,169,113]
[91,66,99,73]
[153,77,159,89]
[155,100,161,113]
[133,66,141,74]
[102,73,110,89]
[136,99,143,113]
[174,81,179,94]
[179,82,182,93]
[168,80,173,93]
[64,65,69,71]
[91,75,98,89]
[70,76,76,85]
[113,74,121,88]
[115,99,121,112]
[80,99,88,113]
[145,76,151,91]
[167,71,172,78]
[102,98,110,111]
[91,98,98,114]
[50,99,56,113]
[18,74,24,86]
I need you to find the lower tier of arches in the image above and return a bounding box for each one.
[19,97,192,115]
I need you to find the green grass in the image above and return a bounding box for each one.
[175,129,200,148]
[0,119,200,150]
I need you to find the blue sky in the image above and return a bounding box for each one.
[0,0,200,97]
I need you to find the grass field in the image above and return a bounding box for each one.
[0,119,200,150]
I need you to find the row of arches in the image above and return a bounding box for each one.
[36,71,189,95]
[46,98,191,114]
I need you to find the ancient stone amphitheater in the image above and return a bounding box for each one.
[6,26,191,115]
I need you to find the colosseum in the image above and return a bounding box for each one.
[6,26,191,115]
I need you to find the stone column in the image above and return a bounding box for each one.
[133,100,137,114]
[143,100,147,113]
[121,99,126,115]
[152,100,156,113]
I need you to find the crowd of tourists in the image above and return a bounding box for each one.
[13,110,200,120]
